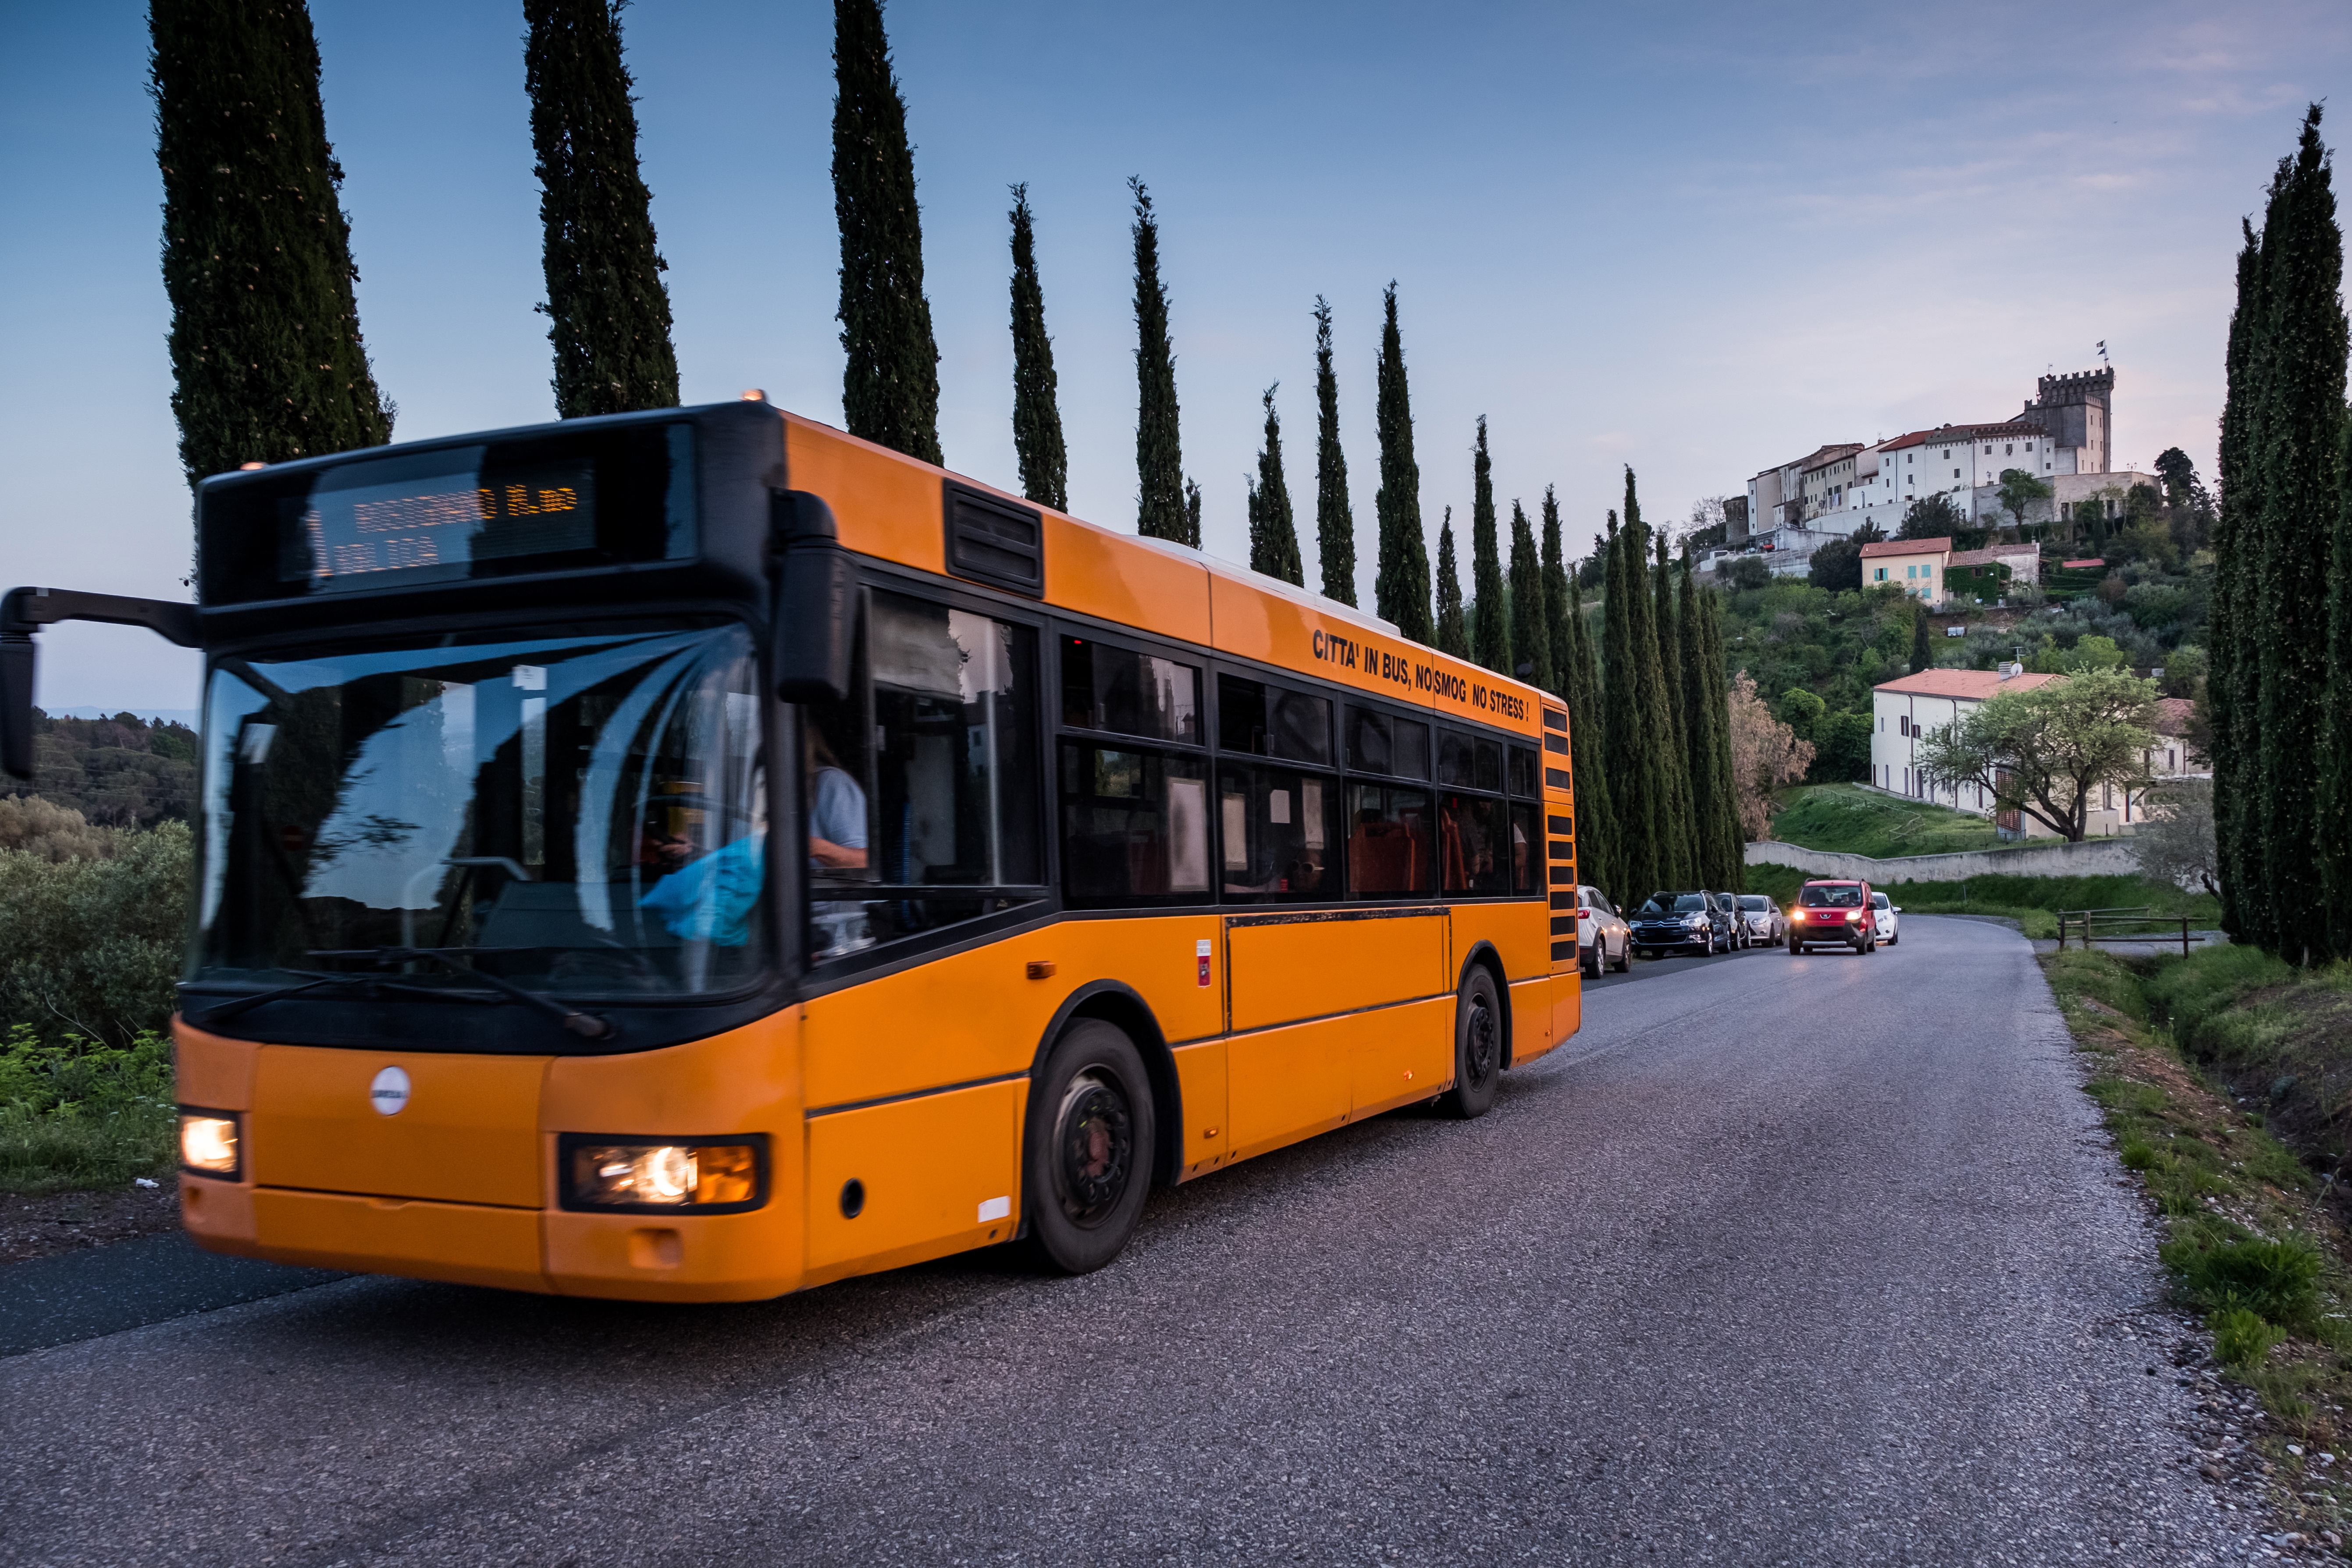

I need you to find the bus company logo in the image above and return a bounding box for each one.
[368,1065,412,1116]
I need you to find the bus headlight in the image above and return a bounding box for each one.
[179,1110,241,1178]
[559,1135,766,1212]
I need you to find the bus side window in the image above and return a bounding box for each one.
[1058,743,1209,905]
[1346,782,1431,897]
[806,591,1044,964]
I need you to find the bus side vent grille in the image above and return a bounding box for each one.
[944,481,1044,597]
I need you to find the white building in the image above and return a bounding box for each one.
[1739,366,2142,541]
[1871,667,2160,838]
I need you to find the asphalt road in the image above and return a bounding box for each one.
[0,917,2270,1565]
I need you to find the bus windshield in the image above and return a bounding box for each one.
[193,621,767,999]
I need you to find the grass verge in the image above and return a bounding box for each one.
[2045,943,2352,1544]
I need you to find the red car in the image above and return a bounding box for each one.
[1788,878,1878,955]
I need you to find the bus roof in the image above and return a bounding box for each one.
[781,410,1550,741]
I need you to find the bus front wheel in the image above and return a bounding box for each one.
[1441,967,1503,1120]
[1025,1019,1156,1275]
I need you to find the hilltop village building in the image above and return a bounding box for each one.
[1738,368,2160,573]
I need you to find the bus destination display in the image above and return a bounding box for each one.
[285,454,598,587]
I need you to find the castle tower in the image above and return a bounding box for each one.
[2017,367,2113,474]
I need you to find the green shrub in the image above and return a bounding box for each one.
[2210,1305,2283,1368]
[2119,1137,2160,1170]
[0,819,189,1047]
[2166,1236,2325,1328]
[0,1023,175,1195]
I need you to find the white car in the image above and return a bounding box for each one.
[1576,885,1632,977]
[1871,891,1901,946]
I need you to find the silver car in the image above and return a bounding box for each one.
[1576,885,1631,978]
[1735,893,1786,947]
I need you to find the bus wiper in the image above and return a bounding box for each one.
[189,972,362,1028]
[306,947,619,1042]
[189,970,459,1028]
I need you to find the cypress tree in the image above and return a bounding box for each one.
[1602,512,1659,902]
[1681,563,1740,890]
[1909,602,1932,672]
[151,0,392,485]
[1131,179,1190,542]
[2252,104,2347,964]
[2326,409,2352,958]
[1007,183,1067,509]
[1701,589,1745,889]
[526,0,679,419]
[833,0,941,465]
[1541,487,1574,699]
[1509,499,1550,690]
[1311,297,1356,604]
[1373,284,1433,642]
[1566,575,1615,899]
[1434,507,1468,658]
[1649,525,1696,888]
[1469,418,1511,675]
[2212,213,2269,946]
[1247,386,1304,585]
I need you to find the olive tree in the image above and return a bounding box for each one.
[1995,468,2053,536]
[1914,666,2160,841]
[2134,776,2219,896]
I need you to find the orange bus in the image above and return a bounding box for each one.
[0,396,1580,1299]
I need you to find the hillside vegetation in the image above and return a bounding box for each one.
[1767,782,2002,858]
[4,709,199,827]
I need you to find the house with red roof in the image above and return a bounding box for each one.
[1872,668,2191,837]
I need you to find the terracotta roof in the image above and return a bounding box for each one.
[1873,669,2062,700]
[1859,537,1951,558]
[2153,697,2195,736]
[1876,430,1934,452]
[2060,558,2106,569]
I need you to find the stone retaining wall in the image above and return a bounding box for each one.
[1744,836,2143,884]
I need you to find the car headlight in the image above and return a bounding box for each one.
[559,1134,767,1212]
[178,1109,241,1178]
[1685,914,1708,928]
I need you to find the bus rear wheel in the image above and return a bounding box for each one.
[1025,1019,1155,1275]
[1440,967,1502,1120]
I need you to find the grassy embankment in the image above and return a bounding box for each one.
[2047,942,2352,1538]
[1769,782,2005,858]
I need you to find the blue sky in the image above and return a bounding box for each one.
[3,0,2346,710]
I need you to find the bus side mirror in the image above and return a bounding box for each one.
[0,588,201,780]
[770,492,854,704]
[0,630,32,780]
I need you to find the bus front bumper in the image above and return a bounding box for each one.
[183,1174,802,1302]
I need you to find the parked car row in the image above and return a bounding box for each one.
[1573,878,1904,972]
